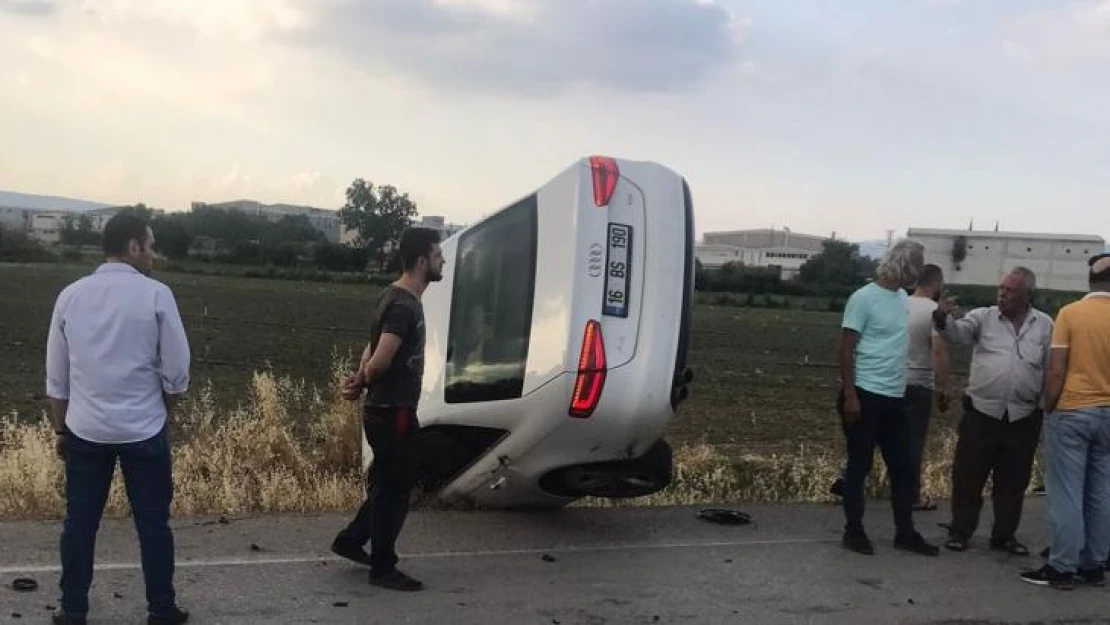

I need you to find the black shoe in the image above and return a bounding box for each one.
[842,531,875,555]
[369,568,424,592]
[52,614,87,625]
[331,535,372,566]
[829,478,844,498]
[148,607,189,625]
[894,532,940,557]
[1077,567,1106,587]
[1020,564,1076,590]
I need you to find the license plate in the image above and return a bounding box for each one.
[603,223,632,318]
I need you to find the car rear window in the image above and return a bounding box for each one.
[445,194,538,403]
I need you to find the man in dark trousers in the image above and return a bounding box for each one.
[45,213,192,625]
[934,267,1054,555]
[330,227,444,591]
[838,239,938,557]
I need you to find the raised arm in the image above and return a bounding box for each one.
[933,300,984,345]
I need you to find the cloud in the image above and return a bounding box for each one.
[1002,0,1110,62]
[299,0,747,94]
[0,0,59,16]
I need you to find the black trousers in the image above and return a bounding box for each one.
[839,387,917,538]
[336,406,419,572]
[948,398,1043,542]
[905,385,934,502]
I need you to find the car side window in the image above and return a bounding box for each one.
[445,194,538,403]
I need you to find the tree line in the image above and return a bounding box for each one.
[1,179,419,274]
[697,239,880,298]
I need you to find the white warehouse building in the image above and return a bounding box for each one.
[696,228,826,279]
[907,228,1106,293]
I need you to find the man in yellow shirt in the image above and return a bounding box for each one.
[1021,253,1110,589]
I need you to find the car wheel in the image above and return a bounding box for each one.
[540,439,673,499]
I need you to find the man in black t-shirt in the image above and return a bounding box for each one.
[330,227,444,592]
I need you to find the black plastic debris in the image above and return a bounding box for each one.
[541,554,557,563]
[696,509,752,526]
[11,612,22,619]
[11,578,38,592]
[250,543,262,552]
[333,602,349,608]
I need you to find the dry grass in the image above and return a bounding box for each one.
[0,367,1046,520]
[0,365,365,520]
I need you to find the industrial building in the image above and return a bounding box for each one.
[696,228,827,279]
[907,228,1105,292]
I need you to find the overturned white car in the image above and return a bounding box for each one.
[365,156,695,509]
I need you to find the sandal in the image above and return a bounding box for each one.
[990,538,1030,556]
[945,536,970,552]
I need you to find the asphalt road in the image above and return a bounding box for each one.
[1,498,1106,624]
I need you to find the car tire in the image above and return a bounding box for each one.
[539,439,673,499]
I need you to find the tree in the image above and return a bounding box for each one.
[152,214,192,260]
[338,179,418,270]
[116,203,154,221]
[796,240,877,293]
[60,213,99,248]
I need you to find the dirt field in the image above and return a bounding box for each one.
[0,263,973,458]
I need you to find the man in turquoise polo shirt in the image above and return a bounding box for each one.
[838,239,939,557]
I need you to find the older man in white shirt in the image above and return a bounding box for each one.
[45,213,191,625]
[933,267,1053,557]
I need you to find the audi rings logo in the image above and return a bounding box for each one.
[587,243,604,277]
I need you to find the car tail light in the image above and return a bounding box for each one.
[589,156,619,207]
[570,320,607,418]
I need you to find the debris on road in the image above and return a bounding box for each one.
[696,509,752,526]
[10,578,37,592]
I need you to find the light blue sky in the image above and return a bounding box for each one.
[1,0,1107,242]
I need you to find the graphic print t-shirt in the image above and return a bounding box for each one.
[364,285,425,408]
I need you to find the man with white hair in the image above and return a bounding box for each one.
[1021,253,1110,588]
[837,239,939,556]
[933,267,1054,557]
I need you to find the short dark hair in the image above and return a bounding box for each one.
[398,227,440,271]
[101,213,150,257]
[1090,253,1110,286]
[919,264,943,287]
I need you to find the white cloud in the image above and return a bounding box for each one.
[1002,0,1110,62]
[300,0,748,95]
[72,0,307,41]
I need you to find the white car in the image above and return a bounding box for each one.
[366,156,695,509]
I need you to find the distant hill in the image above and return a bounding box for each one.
[0,190,114,212]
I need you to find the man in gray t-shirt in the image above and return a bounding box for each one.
[904,264,951,511]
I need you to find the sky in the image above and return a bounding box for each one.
[1,0,1108,242]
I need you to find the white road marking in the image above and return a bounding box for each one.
[0,533,949,576]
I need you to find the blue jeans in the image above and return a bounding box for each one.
[1045,406,1110,574]
[60,429,177,617]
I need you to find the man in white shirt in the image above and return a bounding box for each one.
[933,267,1053,556]
[904,264,951,511]
[45,213,191,625]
